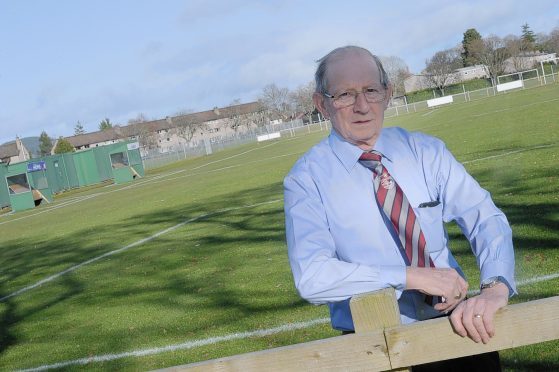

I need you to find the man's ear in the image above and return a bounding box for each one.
[313,92,329,119]
[383,84,393,110]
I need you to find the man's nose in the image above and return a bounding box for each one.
[353,91,369,113]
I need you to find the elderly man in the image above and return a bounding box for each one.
[284,46,516,370]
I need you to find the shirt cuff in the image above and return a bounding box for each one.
[380,264,407,293]
[481,260,517,296]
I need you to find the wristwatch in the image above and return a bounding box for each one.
[480,276,505,290]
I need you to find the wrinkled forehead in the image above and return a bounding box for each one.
[325,50,381,91]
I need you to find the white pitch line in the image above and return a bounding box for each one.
[0,141,292,226]
[0,199,282,302]
[421,109,436,117]
[190,139,284,170]
[18,317,330,372]
[462,143,557,164]
[18,272,559,371]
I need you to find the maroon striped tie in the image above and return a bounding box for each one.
[359,151,435,269]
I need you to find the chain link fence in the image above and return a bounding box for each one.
[142,119,332,170]
[142,69,558,170]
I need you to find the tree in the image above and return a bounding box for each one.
[172,112,207,144]
[521,23,536,46]
[38,131,53,156]
[290,81,315,124]
[504,35,533,72]
[53,137,75,154]
[542,27,559,53]
[74,121,85,135]
[470,35,510,85]
[461,28,483,67]
[258,84,292,121]
[424,48,461,95]
[128,113,149,125]
[136,125,158,151]
[379,56,410,96]
[99,118,113,131]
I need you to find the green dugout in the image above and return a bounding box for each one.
[1,141,144,212]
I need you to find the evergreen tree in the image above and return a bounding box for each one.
[462,28,482,66]
[38,131,53,156]
[99,118,113,131]
[53,137,75,154]
[74,121,85,135]
[521,23,536,44]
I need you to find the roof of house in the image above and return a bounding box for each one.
[65,101,265,147]
[0,141,18,159]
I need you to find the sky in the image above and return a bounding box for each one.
[1,0,558,145]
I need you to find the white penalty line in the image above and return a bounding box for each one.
[19,272,559,371]
[462,143,557,164]
[18,317,331,371]
[0,199,282,303]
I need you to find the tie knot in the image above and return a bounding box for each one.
[359,151,382,162]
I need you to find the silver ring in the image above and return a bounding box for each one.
[474,314,483,319]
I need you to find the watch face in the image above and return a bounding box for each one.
[481,276,501,288]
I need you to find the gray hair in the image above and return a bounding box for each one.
[314,45,390,94]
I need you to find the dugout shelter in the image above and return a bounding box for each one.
[1,141,143,212]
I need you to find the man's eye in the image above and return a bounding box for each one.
[365,88,379,94]
[337,91,352,99]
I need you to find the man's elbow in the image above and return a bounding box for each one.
[295,280,328,305]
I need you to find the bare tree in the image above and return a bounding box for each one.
[258,84,292,121]
[542,27,559,54]
[128,113,149,125]
[290,81,315,124]
[504,35,533,72]
[470,35,510,85]
[136,125,158,151]
[225,99,246,132]
[173,113,207,145]
[424,48,462,95]
[379,56,411,96]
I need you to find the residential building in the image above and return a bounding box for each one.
[0,137,31,164]
[55,101,271,156]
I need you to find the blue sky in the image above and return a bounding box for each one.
[1,0,558,144]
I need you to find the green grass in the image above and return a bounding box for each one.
[1,83,558,370]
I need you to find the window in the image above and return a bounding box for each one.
[110,152,129,169]
[7,173,31,194]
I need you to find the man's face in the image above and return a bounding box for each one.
[314,51,391,151]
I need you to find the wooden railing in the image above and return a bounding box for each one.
[158,289,559,371]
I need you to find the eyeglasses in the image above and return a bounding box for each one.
[323,87,387,108]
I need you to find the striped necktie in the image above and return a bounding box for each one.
[359,151,435,269]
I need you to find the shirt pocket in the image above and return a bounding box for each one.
[414,203,446,253]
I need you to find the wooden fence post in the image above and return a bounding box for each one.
[350,288,410,371]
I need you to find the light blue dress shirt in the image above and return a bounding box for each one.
[284,127,516,331]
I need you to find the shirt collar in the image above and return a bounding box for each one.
[328,129,393,173]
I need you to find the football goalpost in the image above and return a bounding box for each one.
[540,56,559,84]
[496,69,540,92]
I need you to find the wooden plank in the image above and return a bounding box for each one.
[350,288,410,371]
[350,288,401,333]
[386,296,559,368]
[157,332,391,372]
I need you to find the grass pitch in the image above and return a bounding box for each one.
[0,83,558,371]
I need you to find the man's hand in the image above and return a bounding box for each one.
[406,267,468,313]
[449,282,509,343]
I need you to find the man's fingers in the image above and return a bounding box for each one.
[449,303,467,337]
[461,301,482,343]
[483,309,496,337]
[472,310,490,344]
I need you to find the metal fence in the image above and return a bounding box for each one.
[142,118,332,170]
[142,70,558,171]
[386,70,558,118]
